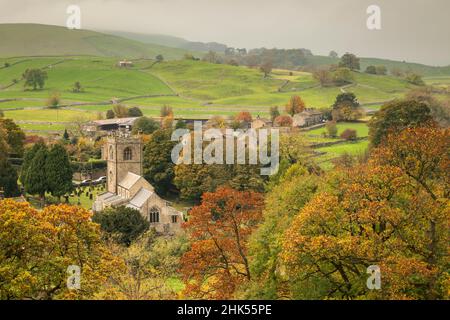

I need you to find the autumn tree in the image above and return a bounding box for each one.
[368,99,433,147]
[112,104,129,118]
[313,69,332,87]
[180,187,264,299]
[285,95,305,116]
[0,118,25,156]
[244,164,321,299]
[260,60,273,78]
[405,87,450,127]
[281,127,449,299]
[0,200,123,299]
[160,105,173,118]
[340,128,357,141]
[235,111,253,124]
[99,231,187,299]
[273,115,292,127]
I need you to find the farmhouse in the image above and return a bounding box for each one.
[292,109,324,127]
[93,130,183,235]
[84,117,139,134]
[118,60,133,68]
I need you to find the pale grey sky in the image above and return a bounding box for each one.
[1,0,449,65]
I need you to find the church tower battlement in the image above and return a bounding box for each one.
[105,131,143,194]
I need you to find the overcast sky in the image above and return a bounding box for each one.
[1,0,449,65]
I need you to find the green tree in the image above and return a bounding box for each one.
[175,119,187,129]
[375,65,387,75]
[128,106,143,117]
[0,159,19,197]
[260,60,273,78]
[338,53,360,70]
[106,109,115,119]
[156,54,164,62]
[331,92,362,121]
[325,120,338,137]
[47,92,61,108]
[405,72,425,86]
[368,99,433,147]
[93,206,149,246]
[143,129,177,195]
[20,142,46,184]
[132,116,160,134]
[45,144,73,200]
[22,68,47,90]
[24,146,49,204]
[160,105,173,118]
[73,81,82,92]
[269,106,280,122]
[365,65,377,74]
[63,128,70,141]
[331,67,354,85]
[112,104,129,118]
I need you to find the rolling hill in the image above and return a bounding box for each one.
[0,24,191,59]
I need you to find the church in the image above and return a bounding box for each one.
[93,131,183,235]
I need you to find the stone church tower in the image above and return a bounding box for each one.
[105,132,143,194]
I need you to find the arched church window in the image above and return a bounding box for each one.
[123,147,132,160]
[149,207,160,223]
[109,145,114,159]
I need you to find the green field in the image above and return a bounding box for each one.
[306,122,369,138]
[0,41,447,136]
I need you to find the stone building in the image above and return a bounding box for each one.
[93,131,183,235]
[292,109,324,127]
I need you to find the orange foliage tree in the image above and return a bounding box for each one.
[281,126,449,299]
[285,95,305,116]
[0,200,124,299]
[235,111,253,123]
[180,187,264,299]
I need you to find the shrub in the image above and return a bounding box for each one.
[92,206,150,246]
[340,128,357,141]
[325,121,338,137]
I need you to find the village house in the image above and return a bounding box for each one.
[292,109,324,128]
[93,130,183,235]
[251,115,272,129]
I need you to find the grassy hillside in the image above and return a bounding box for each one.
[0,24,190,59]
[306,55,450,77]
[0,56,426,123]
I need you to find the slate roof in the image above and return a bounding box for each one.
[118,172,141,190]
[128,188,153,209]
